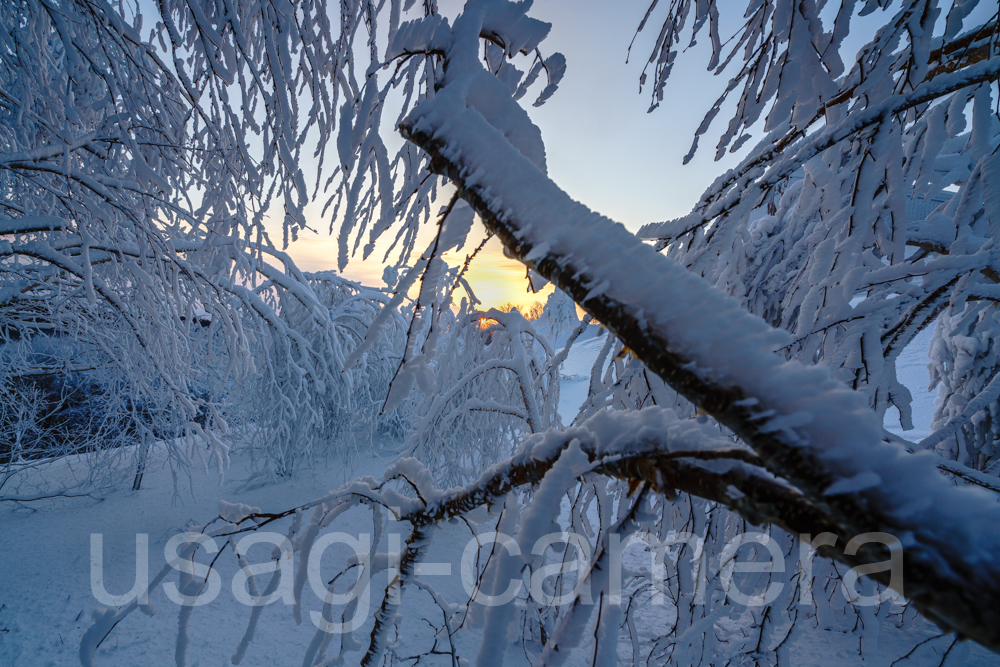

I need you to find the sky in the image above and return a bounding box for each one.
[278,0,756,311]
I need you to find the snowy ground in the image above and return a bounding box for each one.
[0,445,388,666]
[2,325,997,666]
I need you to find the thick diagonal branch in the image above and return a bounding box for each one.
[397,22,1000,643]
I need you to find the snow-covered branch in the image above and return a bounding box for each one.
[398,0,1000,648]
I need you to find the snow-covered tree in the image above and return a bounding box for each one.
[356,0,1000,655]
[20,0,996,662]
[0,0,410,496]
[401,302,562,486]
[537,287,580,347]
[635,2,1000,475]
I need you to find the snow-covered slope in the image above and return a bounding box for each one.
[883,324,938,442]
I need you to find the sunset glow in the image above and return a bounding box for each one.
[281,221,553,314]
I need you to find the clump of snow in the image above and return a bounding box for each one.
[219,500,262,524]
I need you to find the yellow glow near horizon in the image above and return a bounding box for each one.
[443,236,554,313]
[279,224,553,314]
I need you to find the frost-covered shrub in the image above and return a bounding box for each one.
[237,271,409,481]
[650,63,1000,446]
[402,303,561,486]
[926,303,1000,470]
[535,287,580,347]
[0,0,431,496]
[0,311,193,497]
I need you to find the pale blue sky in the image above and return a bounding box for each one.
[286,0,745,305]
[525,0,740,228]
[285,0,991,307]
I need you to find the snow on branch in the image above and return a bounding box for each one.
[397,0,1000,649]
[81,404,835,667]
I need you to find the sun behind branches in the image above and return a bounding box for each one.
[476,301,544,329]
